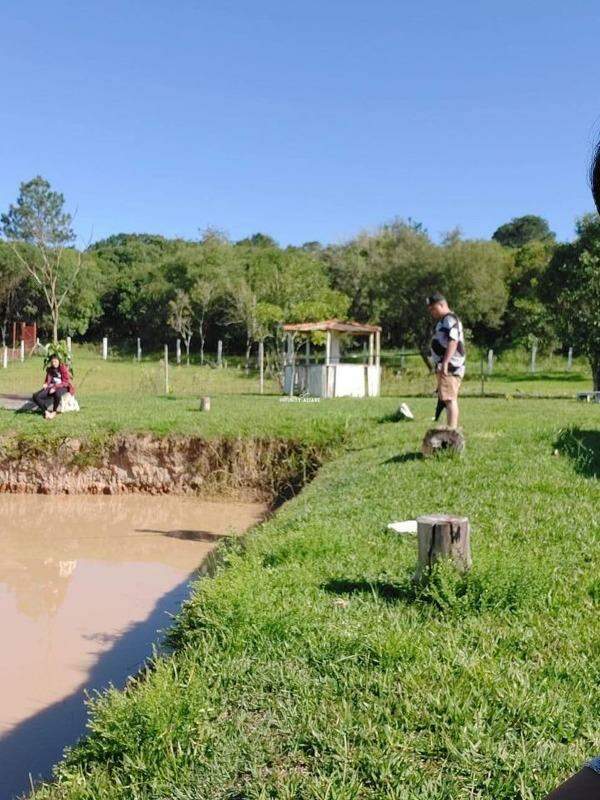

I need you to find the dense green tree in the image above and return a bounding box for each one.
[542,214,600,388]
[501,240,555,349]
[0,241,27,343]
[492,215,555,248]
[89,234,183,345]
[235,232,278,249]
[327,221,443,358]
[441,238,513,346]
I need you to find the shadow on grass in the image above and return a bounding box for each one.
[496,371,587,383]
[322,578,415,604]
[377,410,415,424]
[383,451,423,464]
[554,428,600,478]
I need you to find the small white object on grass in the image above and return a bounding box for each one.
[387,520,418,535]
[398,403,414,420]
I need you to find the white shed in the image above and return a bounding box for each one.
[282,319,382,398]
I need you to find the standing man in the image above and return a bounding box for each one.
[427,292,465,429]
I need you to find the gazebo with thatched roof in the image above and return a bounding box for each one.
[281,319,382,398]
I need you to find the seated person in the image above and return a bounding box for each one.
[31,355,74,419]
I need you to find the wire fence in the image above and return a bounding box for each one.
[0,340,592,401]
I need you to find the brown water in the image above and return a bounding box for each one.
[0,494,265,800]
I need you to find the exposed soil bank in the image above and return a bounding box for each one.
[0,433,324,501]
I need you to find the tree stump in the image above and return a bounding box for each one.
[421,426,465,456]
[414,514,471,581]
[200,396,211,412]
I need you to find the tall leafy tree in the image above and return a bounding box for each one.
[441,237,513,346]
[1,176,84,343]
[542,214,600,388]
[501,240,556,349]
[492,215,555,248]
[0,242,27,344]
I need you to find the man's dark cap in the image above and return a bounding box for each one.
[426,292,446,306]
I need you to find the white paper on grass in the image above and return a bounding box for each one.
[399,403,414,420]
[387,520,417,535]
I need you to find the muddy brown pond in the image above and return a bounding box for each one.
[0,494,265,800]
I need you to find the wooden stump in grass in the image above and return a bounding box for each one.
[200,396,211,412]
[421,426,465,456]
[414,514,471,581]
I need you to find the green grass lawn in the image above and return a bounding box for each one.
[11,363,596,800]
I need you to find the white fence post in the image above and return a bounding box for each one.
[66,336,72,356]
[164,344,169,395]
[176,338,181,365]
[567,346,573,371]
[137,337,142,362]
[20,339,25,362]
[102,337,108,360]
[258,340,264,395]
[2,346,7,369]
[487,349,494,374]
[530,342,537,374]
[217,340,223,367]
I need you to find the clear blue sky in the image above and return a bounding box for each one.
[1,1,599,246]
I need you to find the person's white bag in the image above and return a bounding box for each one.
[58,393,80,413]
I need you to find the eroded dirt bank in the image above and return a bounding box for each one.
[0,433,324,501]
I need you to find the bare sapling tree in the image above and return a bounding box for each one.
[168,290,194,364]
[190,279,214,365]
[226,278,259,371]
[1,176,85,344]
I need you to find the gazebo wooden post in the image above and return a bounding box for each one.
[287,333,295,397]
[368,333,374,366]
[325,330,332,398]
[375,330,381,367]
[305,338,310,365]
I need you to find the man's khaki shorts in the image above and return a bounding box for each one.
[437,372,462,402]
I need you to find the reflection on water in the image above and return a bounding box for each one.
[0,494,265,800]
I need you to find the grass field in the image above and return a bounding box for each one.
[1,351,599,799]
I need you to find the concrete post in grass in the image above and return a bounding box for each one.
[137,337,142,362]
[487,349,494,374]
[102,337,108,360]
[20,340,25,362]
[200,396,211,411]
[567,346,573,371]
[164,344,169,395]
[530,342,537,374]
[176,338,181,365]
[414,514,471,582]
[66,336,72,356]
[217,340,223,367]
[2,346,7,369]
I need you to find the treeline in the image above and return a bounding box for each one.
[1,177,600,386]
